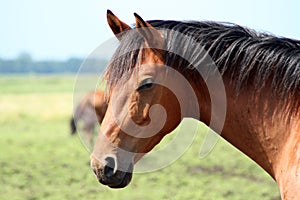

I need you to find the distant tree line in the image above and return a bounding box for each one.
[0,53,108,74]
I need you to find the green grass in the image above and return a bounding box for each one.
[0,75,280,200]
[0,75,75,94]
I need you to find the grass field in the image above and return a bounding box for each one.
[0,75,280,200]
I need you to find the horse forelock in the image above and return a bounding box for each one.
[104,30,144,96]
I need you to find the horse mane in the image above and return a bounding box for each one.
[104,20,300,113]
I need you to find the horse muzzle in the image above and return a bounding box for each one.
[90,155,133,188]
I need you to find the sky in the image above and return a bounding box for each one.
[1,0,300,60]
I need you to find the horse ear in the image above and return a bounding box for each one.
[107,10,131,40]
[134,13,164,57]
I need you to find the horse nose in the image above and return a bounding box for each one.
[91,154,134,188]
[103,156,117,178]
[90,155,117,178]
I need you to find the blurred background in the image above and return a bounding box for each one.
[1,0,299,199]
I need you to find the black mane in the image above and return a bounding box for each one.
[104,20,300,111]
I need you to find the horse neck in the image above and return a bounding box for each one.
[275,118,300,199]
[189,73,299,180]
[222,85,300,199]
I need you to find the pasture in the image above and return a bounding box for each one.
[0,75,280,200]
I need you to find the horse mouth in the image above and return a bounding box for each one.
[94,163,134,189]
[105,172,133,188]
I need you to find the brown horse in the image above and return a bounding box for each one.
[90,10,300,199]
[71,90,107,146]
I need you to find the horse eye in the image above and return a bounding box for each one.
[137,78,154,91]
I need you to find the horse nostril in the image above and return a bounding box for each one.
[104,156,116,178]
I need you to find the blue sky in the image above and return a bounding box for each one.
[1,0,299,60]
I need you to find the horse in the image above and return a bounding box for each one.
[71,90,107,147]
[90,10,300,199]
